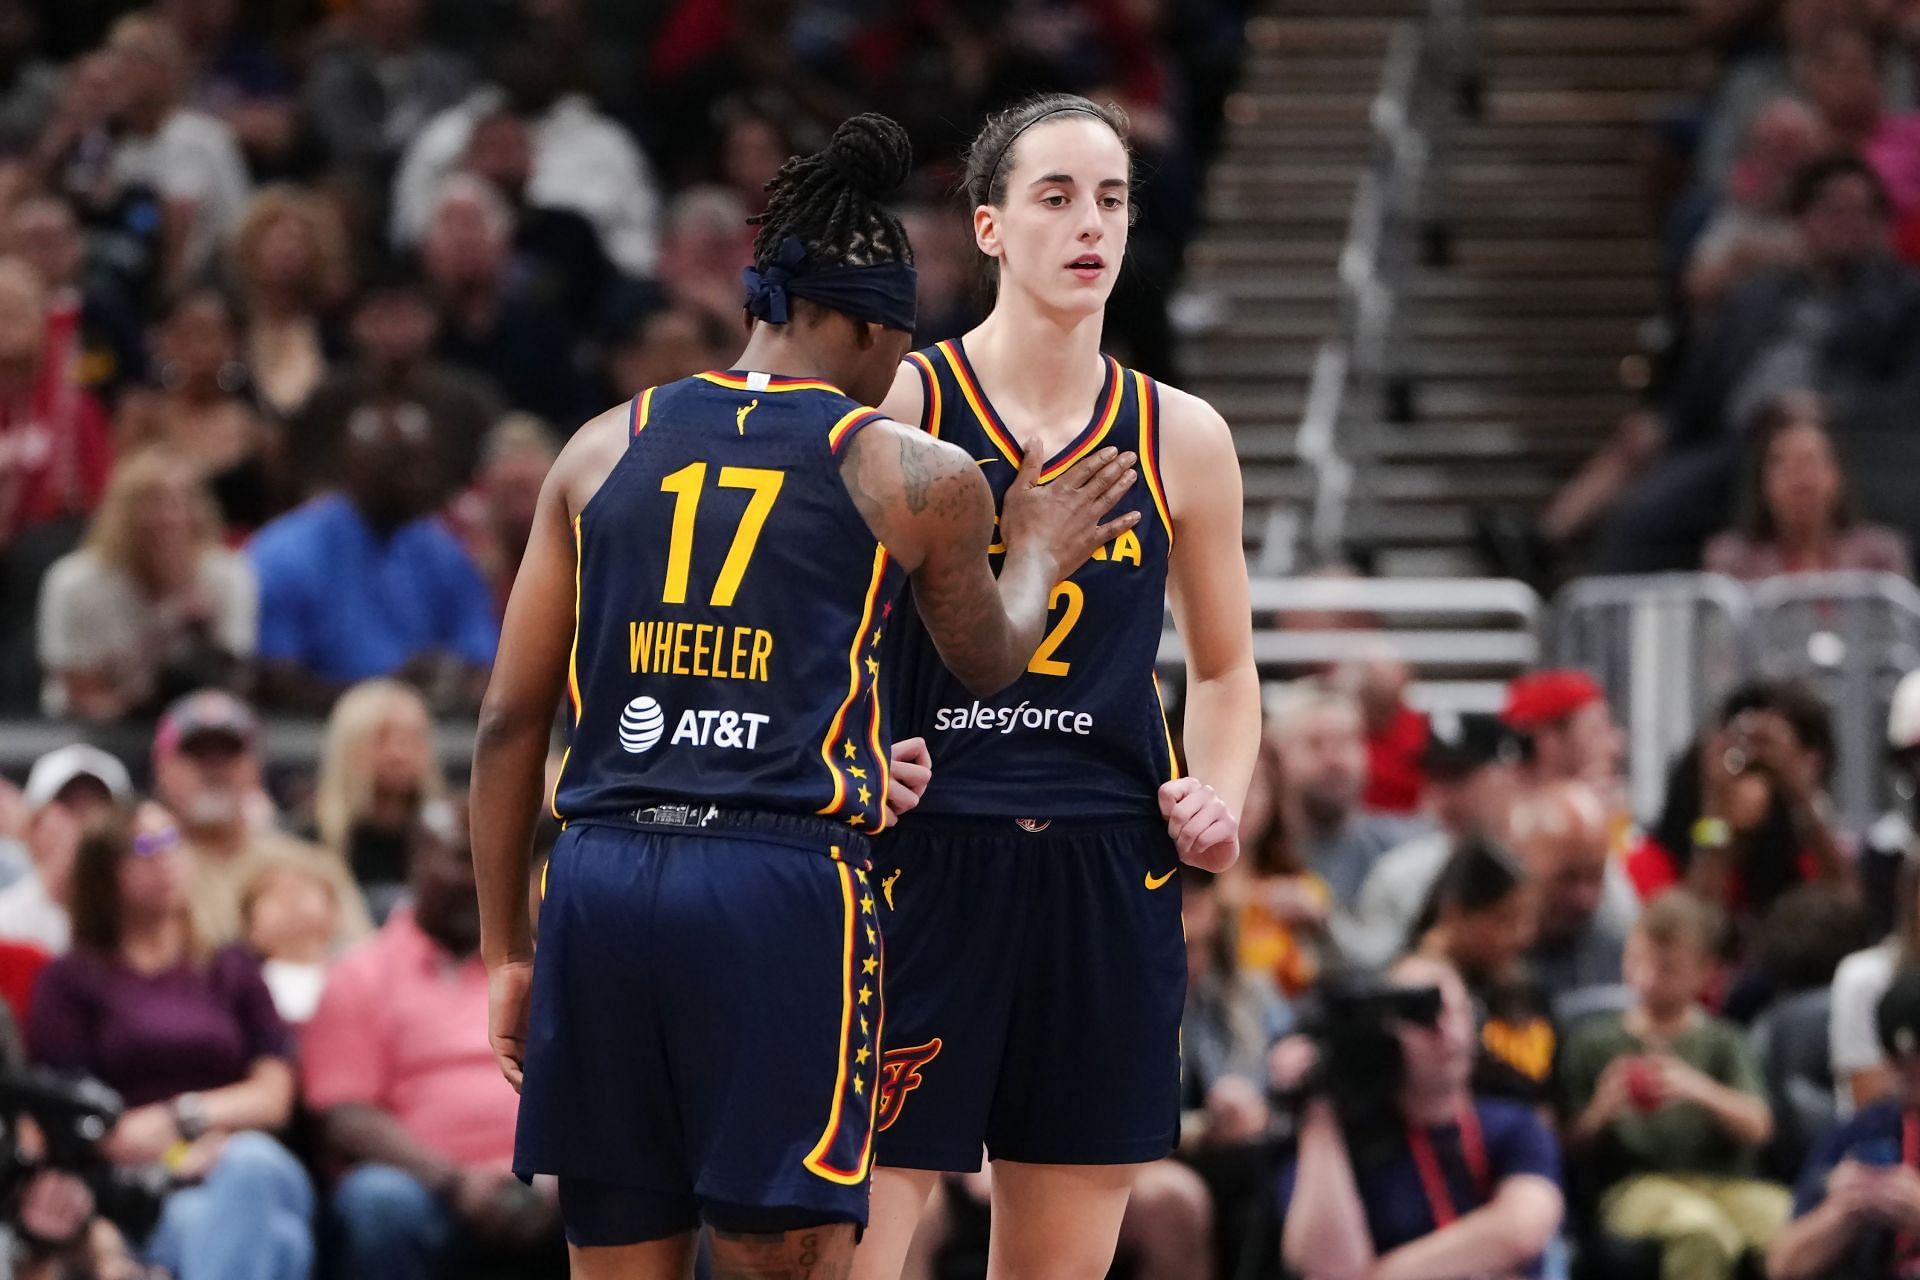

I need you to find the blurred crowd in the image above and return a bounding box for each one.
[0,0,1248,726]
[1502,0,1920,589]
[0,0,1255,1277]
[1151,655,1920,1280]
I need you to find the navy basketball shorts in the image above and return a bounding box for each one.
[868,817,1186,1171]
[514,814,884,1245]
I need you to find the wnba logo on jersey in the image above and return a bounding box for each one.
[618,697,667,753]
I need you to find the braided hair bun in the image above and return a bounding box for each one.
[750,113,915,269]
[823,114,913,200]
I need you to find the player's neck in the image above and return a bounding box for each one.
[965,304,1107,431]
[732,329,839,389]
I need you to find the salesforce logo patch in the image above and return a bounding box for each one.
[618,696,667,753]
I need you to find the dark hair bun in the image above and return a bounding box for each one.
[825,113,912,199]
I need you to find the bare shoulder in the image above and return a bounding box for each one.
[878,359,928,428]
[1153,380,1234,451]
[551,401,634,516]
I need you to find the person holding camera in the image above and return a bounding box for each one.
[1625,681,1847,928]
[1560,890,1789,1280]
[26,802,313,1280]
[1276,954,1564,1280]
[1771,966,1920,1280]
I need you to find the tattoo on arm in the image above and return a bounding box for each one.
[899,430,933,513]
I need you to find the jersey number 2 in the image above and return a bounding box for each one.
[1027,581,1084,677]
[659,463,785,606]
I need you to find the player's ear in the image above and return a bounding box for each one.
[851,318,880,351]
[972,204,1001,261]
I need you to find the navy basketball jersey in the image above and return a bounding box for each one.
[552,371,905,833]
[883,338,1178,820]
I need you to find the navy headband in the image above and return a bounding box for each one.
[742,236,918,334]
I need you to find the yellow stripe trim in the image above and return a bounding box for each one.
[634,385,656,434]
[827,407,875,451]
[696,371,844,394]
[937,342,1020,465]
[818,547,890,819]
[1137,372,1175,548]
[866,672,890,833]
[1036,357,1123,484]
[1153,671,1180,783]
[905,350,941,440]
[802,863,866,1184]
[549,515,585,822]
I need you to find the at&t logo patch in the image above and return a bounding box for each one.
[618,696,667,753]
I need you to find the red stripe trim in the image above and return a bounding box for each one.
[695,370,845,394]
[937,341,1021,465]
[828,409,886,454]
[1136,372,1175,546]
[818,548,890,820]
[802,864,866,1183]
[1036,357,1123,483]
[632,386,656,435]
[906,350,943,441]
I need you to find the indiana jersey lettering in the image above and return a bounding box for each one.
[552,372,904,830]
[883,339,1177,820]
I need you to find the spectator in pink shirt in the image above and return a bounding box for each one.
[302,796,561,1280]
[1801,26,1920,236]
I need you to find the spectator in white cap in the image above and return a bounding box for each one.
[0,744,132,953]
[152,689,371,951]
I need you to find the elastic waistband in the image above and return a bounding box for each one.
[885,813,1162,840]
[571,804,871,866]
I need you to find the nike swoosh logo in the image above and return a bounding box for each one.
[1144,868,1176,891]
[975,457,1002,467]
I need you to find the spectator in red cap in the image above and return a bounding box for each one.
[1503,669,1625,796]
[152,689,370,951]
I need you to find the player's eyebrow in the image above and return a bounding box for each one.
[1027,173,1131,191]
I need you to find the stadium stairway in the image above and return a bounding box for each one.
[1177,5,1419,572]
[1180,0,1685,578]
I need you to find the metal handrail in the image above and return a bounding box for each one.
[1301,6,1455,565]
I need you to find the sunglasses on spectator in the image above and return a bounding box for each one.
[132,827,182,858]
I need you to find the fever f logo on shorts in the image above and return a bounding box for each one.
[876,1040,943,1131]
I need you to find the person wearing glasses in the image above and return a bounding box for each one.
[28,802,313,1280]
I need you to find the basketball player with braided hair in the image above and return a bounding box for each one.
[853,95,1260,1279]
[472,113,1139,1279]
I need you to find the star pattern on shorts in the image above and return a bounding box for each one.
[843,739,858,761]
[858,985,873,1006]
[862,956,878,975]
[857,785,872,807]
